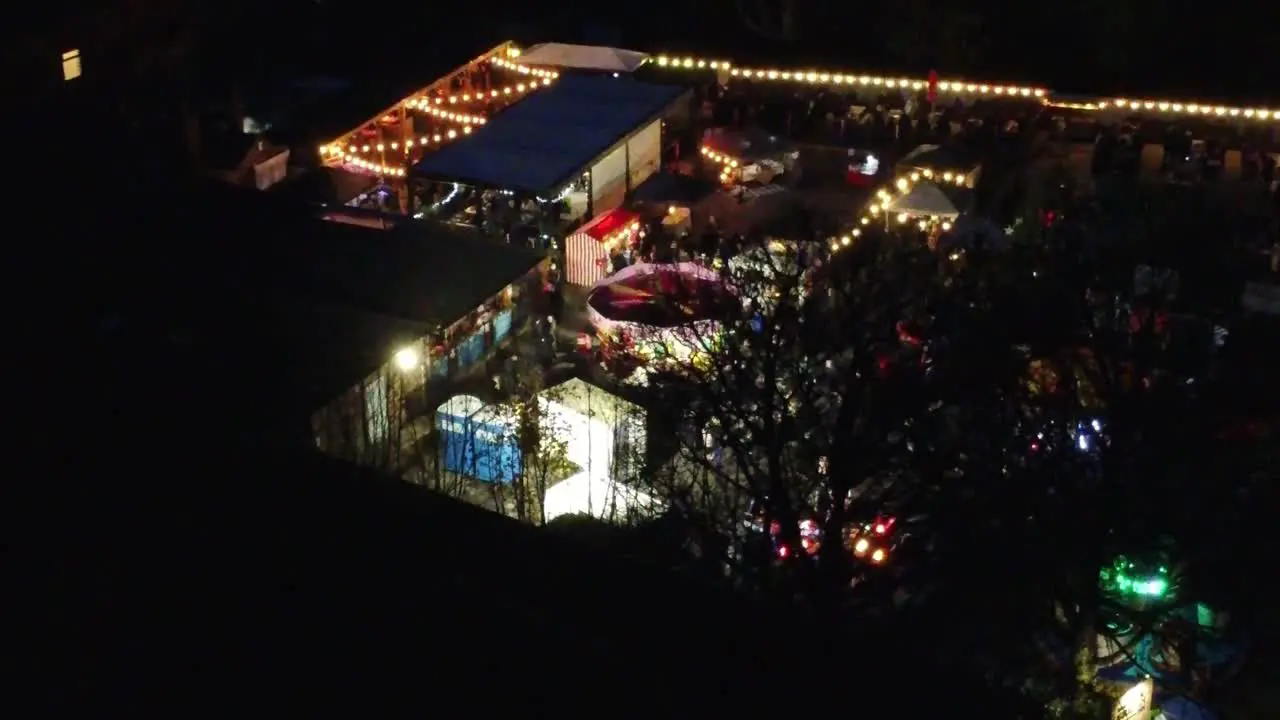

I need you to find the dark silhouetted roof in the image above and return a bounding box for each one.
[272,167,379,205]
[267,217,544,325]
[414,74,686,194]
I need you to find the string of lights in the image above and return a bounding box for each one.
[652,53,1278,123]
[413,182,463,218]
[404,100,487,125]
[318,42,557,166]
[698,145,741,183]
[428,76,556,106]
[319,126,473,171]
[491,55,559,79]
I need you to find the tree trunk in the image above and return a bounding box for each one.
[1071,604,1097,714]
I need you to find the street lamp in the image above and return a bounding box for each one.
[394,347,420,371]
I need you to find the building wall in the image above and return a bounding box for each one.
[311,261,547,472]
[312,361,410,472]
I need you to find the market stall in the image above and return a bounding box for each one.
[565,207,641,286]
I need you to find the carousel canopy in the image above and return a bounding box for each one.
[414,75,686,196]
[519,43,651,73]
[885,181,965,219]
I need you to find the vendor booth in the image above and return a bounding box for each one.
[566,208,641,286]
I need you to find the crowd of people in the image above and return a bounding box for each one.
[700,80,1041,156]
[1091,122,1280,189]
[413,181,567,252]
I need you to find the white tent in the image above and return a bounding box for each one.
[543,471,659,523]
[884,181,962,219]
[518,43,651,73]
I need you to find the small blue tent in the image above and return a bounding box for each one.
[436,395,521,483]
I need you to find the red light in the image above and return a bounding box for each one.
[778,545,789,558]
[874,523,886,535]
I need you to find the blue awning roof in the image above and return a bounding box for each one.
[413,75,686,196]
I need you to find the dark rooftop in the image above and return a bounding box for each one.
[271,166,379,205]
[268,216,545,325]
[414,74,687,195]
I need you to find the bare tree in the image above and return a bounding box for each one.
[736,0,798,41]
[499,363,572,524]
[633,234,957,610]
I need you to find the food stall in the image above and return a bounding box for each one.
[565,208,641,286]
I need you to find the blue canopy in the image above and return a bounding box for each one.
[414,75,686,196]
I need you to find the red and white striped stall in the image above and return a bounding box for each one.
[565,208,640,287]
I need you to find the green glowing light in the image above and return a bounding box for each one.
[1101,557,1173,600]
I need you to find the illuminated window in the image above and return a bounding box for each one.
[62,49,81,81]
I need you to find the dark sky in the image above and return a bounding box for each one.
[291,0,1278,104]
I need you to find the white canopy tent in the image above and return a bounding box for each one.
[518,43,651,73]
[884,181,962,219]
[539,378,658,523]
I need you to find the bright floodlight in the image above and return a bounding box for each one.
[394,347,420,371]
